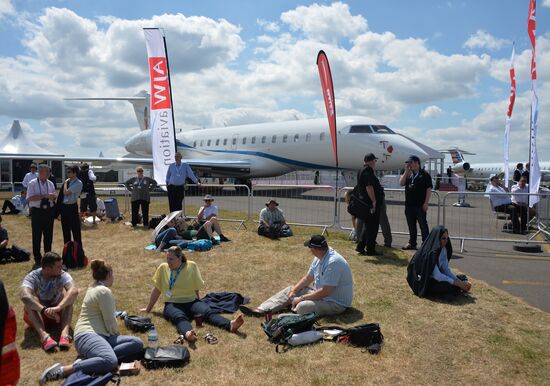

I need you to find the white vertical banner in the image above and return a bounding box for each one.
[503,44,515,188]
[527,0,540,208]
[144,28,176,188]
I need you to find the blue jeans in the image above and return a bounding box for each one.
[74,333,143,375]
[155,227,177,247]
[163,300,231,335]
[405,206,429,247]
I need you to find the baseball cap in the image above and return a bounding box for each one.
[364,153,378,162]
[405,155,420,164]
[304,235,328,248]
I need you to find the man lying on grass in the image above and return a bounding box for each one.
[141,246,244,343]
[240,235,353,317]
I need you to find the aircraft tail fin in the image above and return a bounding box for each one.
[65,90,150,131]
[440,147,476,164]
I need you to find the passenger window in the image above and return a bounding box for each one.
[294,134,299,142]
[305,133,311,142]
[207,139,211,146]
[272,135,277,143]
[251,136,256,144]
[232,138,237,145]
[283,135,288,143]
[223,138,228,146]
[193,141,197,147]
[261,136,266,144]
[215,139,220,146]
[242,137,247,145]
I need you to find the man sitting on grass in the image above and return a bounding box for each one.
[240,235,353,317]
[20,252,78,352]
[1,189,28,215]
[0,215,10,261]
[196,195,229,242]
[258,199,293,239]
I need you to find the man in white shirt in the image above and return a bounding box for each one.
[511,176,529,234]
[197,195,229,242]
[487,175,520,234]
[22,163,38,188]
[27,164,57,268]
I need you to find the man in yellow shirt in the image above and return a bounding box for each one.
[141,246,244,342]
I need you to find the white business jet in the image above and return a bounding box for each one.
[63,91,430,182]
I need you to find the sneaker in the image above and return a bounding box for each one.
[42,336,57,352]
[58,336,71,351]
[211,238,220,246]
[219,234,230,242]
[39,363,64,385]
[402,244,417,250]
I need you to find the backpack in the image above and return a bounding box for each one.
[263,313,318,345]
[11,245,31,263]
[142,346,190,370]
[347,186,371,220]
[149,215,166,229]
[317,323,384,354]
[62,241,88,269]
[61,371,119,386]
[187,239,212,251]
[124,315,154,333]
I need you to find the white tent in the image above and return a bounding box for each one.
[0,120,63,157]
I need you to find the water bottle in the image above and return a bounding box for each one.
[147,326,158,347]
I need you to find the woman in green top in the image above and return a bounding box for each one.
[39,260,143,384]
[141,246,245,342]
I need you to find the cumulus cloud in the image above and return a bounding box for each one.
[464,30,511,51]
[257,18,279,33]
[280,2,367,43]
[543,0,550,7]
[0,0,14,18]
[420,105,443,119]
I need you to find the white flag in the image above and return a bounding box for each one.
[144,28,176,188]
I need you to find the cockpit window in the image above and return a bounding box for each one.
[349,125,373,133]
[371,125,394,134]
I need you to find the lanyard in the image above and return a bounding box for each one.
[410,172,420,185]
[175,163,184,176]
[169,263,184,290]
[137,177,144,187]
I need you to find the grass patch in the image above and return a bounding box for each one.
[1,199,549,385]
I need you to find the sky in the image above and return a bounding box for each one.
[0,0,549,163]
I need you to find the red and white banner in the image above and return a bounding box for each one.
[503,44,515,188]
[527,0,540,207]
[144,28,176,188]
[316,50,338,167]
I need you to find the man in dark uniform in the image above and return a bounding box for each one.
[522,162,530,182]
[513,163,524,183]
[399,155,433,250]
[356,153,384,256]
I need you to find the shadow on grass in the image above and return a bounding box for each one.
[364,249,410,267]
[321,307,364,324]
[425,293,477,306]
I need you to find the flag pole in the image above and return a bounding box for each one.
[162,31,178,155]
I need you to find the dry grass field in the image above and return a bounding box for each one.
[1,198,549,385]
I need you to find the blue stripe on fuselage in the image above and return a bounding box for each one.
[175,139,334,170]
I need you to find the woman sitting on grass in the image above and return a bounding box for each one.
[40,260,143,385]
[140,246,244,343]
[407,226,472,297]
[155,215,214,251]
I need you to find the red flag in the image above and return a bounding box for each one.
[528,0,537,80]
[316,50,338,166]
[507,45,516,118]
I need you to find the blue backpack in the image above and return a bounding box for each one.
[61,371,119,386]
[187,239,212,251]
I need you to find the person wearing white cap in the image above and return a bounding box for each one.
[239,235,353,317]
[197,195,229,242]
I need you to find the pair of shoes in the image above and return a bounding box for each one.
[239,305,265,317]
[402,244,417,250]
[219,234,230,242]
[39,363,64,385]
[42,336,57,352]
[211,238,220,246]
[58,336,71,351]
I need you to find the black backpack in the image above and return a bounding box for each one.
[11,245,31,262]
[142,346,190,369]
[124,315,154,333]
[318,323,384,354]
[347,186,371,220]
[62,241,88,269]
[149,215,166,229]
[262,313,318,344]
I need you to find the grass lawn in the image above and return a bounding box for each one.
[1,199,549,385]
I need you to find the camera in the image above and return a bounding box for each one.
[40,197,50,210]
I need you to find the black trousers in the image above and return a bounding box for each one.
[61,203,82,246]
[494,204,520,233]
[2,200,19,214]
[405,206,429,247]
[131,200,150,226]
[513,203,528,233]
[357,208,380,254]
[427,279,461,296]
[167,184,184,212]
[31,207,54,265]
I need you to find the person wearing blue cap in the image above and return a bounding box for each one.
[399,155,433,250]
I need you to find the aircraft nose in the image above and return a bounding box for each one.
[393,135,431,163]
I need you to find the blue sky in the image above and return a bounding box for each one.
[0,0,549,162]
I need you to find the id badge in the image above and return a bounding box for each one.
[165,291,172,298]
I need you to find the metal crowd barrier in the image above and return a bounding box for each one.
[441,191,550,251]
[94,183,130,215]
[251,184,336,234]
[181,184,250,229]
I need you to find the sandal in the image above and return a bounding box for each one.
[204,333,218,345]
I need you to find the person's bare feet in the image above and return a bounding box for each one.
[229,314,244,333]
[185,330,198,343]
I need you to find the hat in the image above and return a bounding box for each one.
[265,199,279,206]
[304,235,328,248]
[203,194,214,201]
[405,155,420,164]
[489,174,499,181]
[30,163,37,169]
[364,153,378,162]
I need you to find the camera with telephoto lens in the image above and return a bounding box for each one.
[40,197,50,210]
